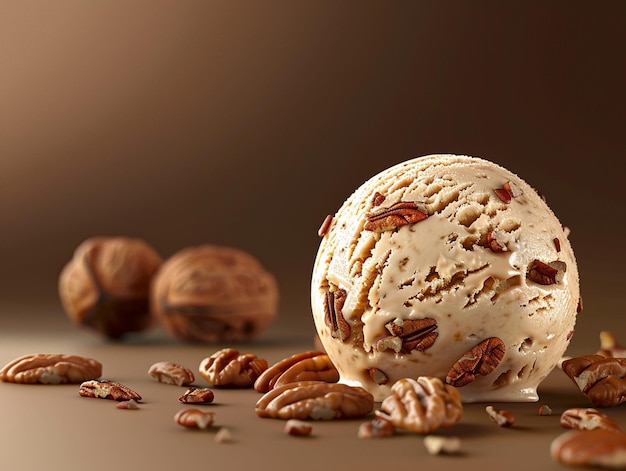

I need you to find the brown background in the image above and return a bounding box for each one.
[2,1,626,350]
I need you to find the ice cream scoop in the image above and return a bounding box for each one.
[311,155,581,402]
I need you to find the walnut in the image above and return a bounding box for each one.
[255,381,374,420]
[562,354,626,407]
[254,351,339,393]
[377,377,463,434]
[151,245,278,342]
[58,236,162,339]
[199,348,268,387]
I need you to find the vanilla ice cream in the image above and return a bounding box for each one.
[311,155,580,402]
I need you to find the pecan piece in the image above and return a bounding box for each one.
[551,429,626,468]
[174,408,216,429]
[494,181,522,203]
[79,380,142,401]
[323,289,350,342]
[560,408,621,432]
[364,201,428,232]
[255,381,374,420]
[199,348,268,387]
[376,318,438,354]
[284,419,313,436]
[562,354,626,407]
[486,405,515,427]
[446,337,506,387]
[148,361,195,386]
[0,353,102,384]
[377,377,463,434]
[254,351,339,393]
[597,331,626,358]
[317,214,333,237]
[178,387,215,404]
[527,259,566,285]
[358,415,396,438]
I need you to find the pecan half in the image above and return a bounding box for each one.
[551,429,626,468]
[364,201,428,232]
[79,380,142,401]
[199,348,268,387]
[255,381,374,420]
[376,318,438,354]
[178,387,215,404]
[148,361,195,386]
[562,354,626,407]
[254,351,339,393]
[446,337,506,387]
[527,259,566,285]
[560,408,621,432]
[0,353,102,384]
[174,408,216,429]
[323,289,350,342]
[377,377,463,434]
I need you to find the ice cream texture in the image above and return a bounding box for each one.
[311,155,580,402]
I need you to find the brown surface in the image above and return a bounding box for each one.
[2,2,626,470]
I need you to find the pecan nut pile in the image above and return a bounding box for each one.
[377,376,463,434]
[199,348,268,387]
[255,380,374,420]
[0,353,102,384]
[562,354,626,407]
[254,351,339,393]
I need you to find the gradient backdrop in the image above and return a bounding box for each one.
[2,2,625,351]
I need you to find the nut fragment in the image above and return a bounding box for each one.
[255,381,374,420]
[151,244,279,343]
[79,380,142,401]
[178,387,215,404]
[284,419,313,436]
[364,200,428,232]
[357,416,396,439]
[0,353,102,384]
[377,377,463,434]
[560,408,620,432]
[199,348,268,387]
[214,427,232,443]
[116,399,140,410]
[317,214,333,237]
[423,435,461,455]
[485,405,515,427]
[174,408,216,429]
[254,351,339,393]
[323,289,350,342]
[527,259,566,285]
[376,318,438,354]
[551,429,626,468]
[597,331,626,358]
[148,361,195,386]
[538,404,553,416]
[58,236,162,339]
[446,337,506,387]
[562,354,626,407]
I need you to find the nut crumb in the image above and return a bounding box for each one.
[284,419,313,437]
[538,404,553,416]
[214,427,232,443]
[423,435,461,455]
[486,405,515,427]
[116,399,139,410]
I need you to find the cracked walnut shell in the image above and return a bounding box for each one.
[377,377,463,434]
[151,245,279,343]
[58,236,162,339]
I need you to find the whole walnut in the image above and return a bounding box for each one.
[58,236,163,339]
[151,244,279,342]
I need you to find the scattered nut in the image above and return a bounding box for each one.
[284,419,313,437]
[357,416,396,439]
[214,427,232,443]
[423,435,461,455]
[199,348,268,387]
[58,236,162,339]
[255,381,374,420]
[148,361,195,386]
[116,399,139,410]
[562,354,626,407]
[551,429,626,468]
[178,387,215,404]
[485,405,515,427]
[254,351,339,393]
[560,408,621,432]
[377,377,463,434]
[79,380,142,401]
[317,214,333,237]
[0,353,102,384]
[151,244,279,342]
[597,331,626,358]
[538,404,553,416]
[174,408,216,429]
